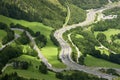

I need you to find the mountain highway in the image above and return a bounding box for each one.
[1,1,120,80]
[54,1,120,80]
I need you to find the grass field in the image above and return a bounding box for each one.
[75,34,84,39]
[85,55,120,68]
[0,15,66,68]
[94,29,120,41]
[3,55,59,80]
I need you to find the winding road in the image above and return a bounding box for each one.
[11,28,68,72]
[1,1,120,80]
[54,1,120,80]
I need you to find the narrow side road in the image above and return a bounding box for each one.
[0,33,20,51]
[68,33,81,63]
[63,5,70,27]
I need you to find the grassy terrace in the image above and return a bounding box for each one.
[4,55,59,80]
[85,55,120,68]
[0,15,65,68]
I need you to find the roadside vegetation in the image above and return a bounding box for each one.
[67,4,86,24]
[0,30,6,47]
[63,25,120,68]
[0,15,66,68]
[0,15,65,79]
[0,22,15,45]
[56,70,107,80]
[91,7,120,64]
[85,55,120,68]
[65,0,108,9]
[0,0,120,80]
[3,55,59,80]
[62,5,120,69]
[0,0,67,28]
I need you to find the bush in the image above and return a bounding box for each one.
[50,30,59,46]
[0,22,15,45]
[39,62,48,74]
[17,31,30,45]
[56,72,63,79]
[13,61,29,70]
[0,46,23,72]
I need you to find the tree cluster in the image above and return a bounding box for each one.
[0,0,66,28]
[70,27,120,65]
[10,23,47,48]
[13,61,29,70]
[0,22,15,45]
[99,68,120,76]
[50,30,59,46]
[35,32,47,48]
[93,7,120,32]
[10,23,35,37]
[68,4,86,25]
[0,1,42,23]
[111,33,120,40]
[17,31,30,45]
[96,33,120,64]
[66,0,108,9]
[39,62,48,74]
[56,70,107,80]
[0,72,36,80]
[0,46,23,73]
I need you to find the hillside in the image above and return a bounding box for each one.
[0,0,105,28]
[59,0,109,9]
[1,0,67,28]
[0,0,120,80]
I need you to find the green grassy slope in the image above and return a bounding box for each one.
[4,55,59,80]
[59,0,108,9]
[0,15,66,68]
[68,4,86,24]
[1,0,88,27]
[85,55,120,68]
[2,0,67,28]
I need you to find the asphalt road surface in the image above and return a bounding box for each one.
[54,2,120,80]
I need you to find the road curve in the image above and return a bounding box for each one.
[11,28,52,68]
[54,2,120,80]
[1,2,120,79]
[0,33,20,51]
[11,28,68,72]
